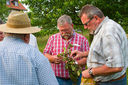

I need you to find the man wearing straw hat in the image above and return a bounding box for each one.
[0,11,59,85]
[0,18,4,41]
[0,18,38,48]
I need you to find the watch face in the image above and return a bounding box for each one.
[89,68,94,77]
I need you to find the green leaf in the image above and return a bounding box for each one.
[71,65,75,71]
[77,71,81,76]
[63,47,66,53]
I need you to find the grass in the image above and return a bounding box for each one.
[37,35,51,53]
[36,32,128,84]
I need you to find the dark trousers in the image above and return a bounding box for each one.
[95,75,127,85]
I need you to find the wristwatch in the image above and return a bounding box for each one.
[88,68,94,77]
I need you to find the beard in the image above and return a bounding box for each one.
[61,33,73,40]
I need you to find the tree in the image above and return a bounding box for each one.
[0,0,10,22]
[22,0,128,33]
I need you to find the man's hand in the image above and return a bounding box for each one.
[44,53,63,64]
[70,50,88,60]
[53,55,63,64]
[82,69,92,78]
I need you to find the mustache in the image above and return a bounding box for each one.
[61,33,71,36]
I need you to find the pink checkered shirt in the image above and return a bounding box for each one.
[43,32,89,78]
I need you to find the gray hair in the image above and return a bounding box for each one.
[57,15,73,26]
[79,4,104,19]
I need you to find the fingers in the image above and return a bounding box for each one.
[71,50,81,59]
[82,69,91,78]
[73,51,85,59]
[54,59,61,64]
[70,50,78,57]
[54,56,62,64]
[73,55,79,60]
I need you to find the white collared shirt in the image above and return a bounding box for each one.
[29,34,38,49]
[87,17,128,82]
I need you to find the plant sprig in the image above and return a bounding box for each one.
[57,44,82,84]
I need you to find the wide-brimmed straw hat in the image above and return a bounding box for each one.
[0,11,41,34]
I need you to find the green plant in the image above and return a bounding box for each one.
[57,44,82,85]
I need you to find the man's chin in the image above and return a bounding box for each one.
[62,36,69,40]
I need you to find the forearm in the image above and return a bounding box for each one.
[92,65,123,76]
[77,58,87,66]
[44,53,54,63]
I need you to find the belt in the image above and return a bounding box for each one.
[95,73,126,84]
[110,73,126,82]
[56,76,71,80]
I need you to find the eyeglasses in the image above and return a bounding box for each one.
[83,17,93,26]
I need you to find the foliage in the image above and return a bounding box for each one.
[22,0,128,34]
[0,0,10,22]
[34,28,59,37]
[57,44,82,84]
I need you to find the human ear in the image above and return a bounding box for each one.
[24,34,30,44]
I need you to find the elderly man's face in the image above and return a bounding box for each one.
[58,22,73,40]
[81,14,102,33]
[81,14,96,31]
[0,31,4,41]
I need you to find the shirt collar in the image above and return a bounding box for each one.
[94,16,109,35]
[3,36,24,43]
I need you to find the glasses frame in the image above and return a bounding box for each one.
[83,17,93,26]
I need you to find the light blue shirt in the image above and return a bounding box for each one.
[0,36,59,85]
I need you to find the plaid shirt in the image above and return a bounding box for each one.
[43,32,89,78]
[0,37,59,85]
[87,17,128,82]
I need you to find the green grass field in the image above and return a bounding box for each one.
[36,32,128,84]
[37,35,50,53]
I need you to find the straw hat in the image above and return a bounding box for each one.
[0,11,41,34]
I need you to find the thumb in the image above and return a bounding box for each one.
[70,50,77,57]
[73,55,79,60]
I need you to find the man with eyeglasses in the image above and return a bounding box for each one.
[71,4,128,85]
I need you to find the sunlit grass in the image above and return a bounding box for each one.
[37,35,50,53]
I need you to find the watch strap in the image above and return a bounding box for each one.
[88,68,94,77]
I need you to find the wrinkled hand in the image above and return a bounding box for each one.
[82,69,92,78]
[53,55,63,64]
[70,50,84,60]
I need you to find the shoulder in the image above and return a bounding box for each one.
[102,19,123,36]
[26,46,47,60]
[75,32,88,40]
[30,34,36,39]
